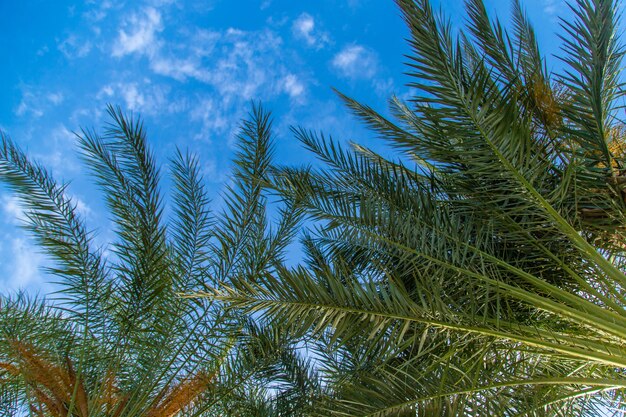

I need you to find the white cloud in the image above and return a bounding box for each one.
[122,84,145,110]
[203,30,282,99]
[83,0,113,22]
[292,13,329,48]
[15,90,44,118]
[108,12,310,138]
[185,29,308,135]
[3,237,45,291]
[373,77,394,97]
[15,88,66,118]
[150,28,295,101]
[32,124,81,177]
[118,83,145,110]
[542,0,560,15]
[2,195,27,225]
[190,97,234,139]
[147,0,176,6]
[97,82,183,116]
[331,44,378,79]
[47,92,64,105]
[0,198,46,292]
[282,74,305,99]
[293,13,314,44]
[16,100,43,118]
[58,34,92,59]
[98,85,114,97]
[71,196,93,219]
[111,10,293,102]
[36,45,49,56]
[112,7,162,57]
[111,9,301,100]
[150,56,207,81]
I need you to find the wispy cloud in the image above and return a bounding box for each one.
[281,74,305,99]
[542,0,559,15]
[103,4,313,143]
[331,44,378,79]
[47,92,64,105]
[111,9,303,99]
[1,195,27,225]
[112,7,162,57]
[97,82,181,116]
[190,98,232,139]
[0,197,46,291]
[15,88,64,118]
[58,34,92,59]
[292,13,329,49]
[373,77,395,97]
[2,237,46,292]
[69,195,93,220]
[31,124,81,178]
[15,92,42,118]
[82,0,114,23]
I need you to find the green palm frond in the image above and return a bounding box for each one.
[559,0,624,169]
[212,0,626,415]
[0,104,307,416]
[0,133,110,330]
[170,148,214,292]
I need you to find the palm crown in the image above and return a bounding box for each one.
[0,105,312,416]
[213,0,626,415]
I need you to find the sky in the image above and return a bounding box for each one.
[0,0,575,295]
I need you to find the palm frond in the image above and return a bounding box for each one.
[212,0,626,414]
[0,134,110,330]
[1,104,307,416]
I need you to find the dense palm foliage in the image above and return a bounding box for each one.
[2,0,626,415]
[213,0,626,415]
[0,105,315,416]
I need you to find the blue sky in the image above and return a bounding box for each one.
[0,0,574,294]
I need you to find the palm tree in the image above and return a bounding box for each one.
[212,0,626,415]
[0,105,313,416]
